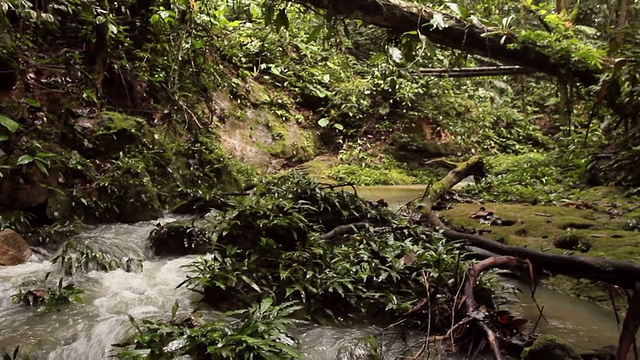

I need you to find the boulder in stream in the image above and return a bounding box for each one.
[0,229,32,266]
[522,334,582,360]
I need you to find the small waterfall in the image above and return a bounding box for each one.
[0,216,197,359]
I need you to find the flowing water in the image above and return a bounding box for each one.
[0,216,445,360]
[0,186,626,359]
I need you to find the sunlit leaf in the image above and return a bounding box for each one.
[16,155,33,165]
[0,115,19,133]
[317,118,329,127]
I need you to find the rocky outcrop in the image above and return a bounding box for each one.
[0,229,32,266]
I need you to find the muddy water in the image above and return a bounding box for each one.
[504,280,621,352]
[355,185,623,353]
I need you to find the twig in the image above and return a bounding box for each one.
[410,270,433,360]
[608,284,622,331]
[450,272,466,353]
[529,305,545,336]
[476,322,504,360]
[470,337,487,360]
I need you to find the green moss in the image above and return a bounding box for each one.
[298,155,339,183]
[545,276,613,303]
[441,201,640,307]
[95,111,144,136]
[328,164,413,186]
[522,335,581,360]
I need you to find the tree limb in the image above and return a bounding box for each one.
[291,0,601,86]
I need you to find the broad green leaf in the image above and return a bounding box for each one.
[306,24,323,43]
[35,160,49,175]
[264,4,275,25]
[16,155,34,165]
[241,275,261,292]
[275,8,289,32]
[24,98,41,107]
[171,300,179,320]
[370,53,386,63]
[0,115,19,133]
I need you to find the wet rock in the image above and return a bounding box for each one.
[55,236,144,275]
[16,289,47,306]
[148,220,213,256]
[336,338,377,360]
[0,229,32,266]
[118,181,163,223]
[0,167,49,209]
[522,335,582,360]
[46,192,73,221]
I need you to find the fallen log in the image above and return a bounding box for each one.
[291,0,601,86]
[417,156,640,289]
[418,66,536,78]
[417,155,640,359]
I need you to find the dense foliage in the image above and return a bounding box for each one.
[2,0,640,357]
[127,172,487,358]
[0,0,638,234]
[116,299,303,359]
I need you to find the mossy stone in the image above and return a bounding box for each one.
[521,335,581,360]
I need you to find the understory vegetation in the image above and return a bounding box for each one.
[119,172,494,359]
[0,0,638,235]
[1,0,640,358]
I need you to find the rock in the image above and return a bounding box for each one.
[46,192,73,222]
[522,335,582,360]
[0,168,48,209]
[0,229,32,266]
[148,220,213,256]
[118,182,164,223]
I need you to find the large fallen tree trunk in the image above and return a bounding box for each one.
[291,0,601,86]
[418,156,640,359]
[417,156,640,288]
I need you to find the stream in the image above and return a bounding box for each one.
[0,185,624,359]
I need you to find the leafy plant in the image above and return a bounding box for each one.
[0,115,19,142]
[11,275,84,313]
[1,346,20,360]
[174,172,477,329]
[115,299,302,359]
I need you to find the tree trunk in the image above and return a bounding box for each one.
[93,0,110,95]
[611,0,629,53]
[292,0,600,86]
